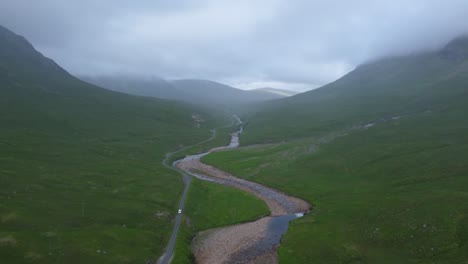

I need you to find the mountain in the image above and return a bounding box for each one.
[81,75,181,100]
[170,79,287,105]
[440,34,468,61]
[249,87,298,97]
[0,25,226,263]
[204,36,468,263]
[82,76,289,106]
[242,36,468,144]
[0,25,68,78]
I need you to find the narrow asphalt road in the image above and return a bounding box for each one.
[157,117,238,264]
[156,173,190,264]
[157,132,215,264]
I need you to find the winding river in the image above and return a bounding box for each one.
[171,118,310,263]
[159,110,421,263]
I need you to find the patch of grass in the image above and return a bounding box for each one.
[203,111,468,263]
[0,68,229,262]
[239,49,468,145]
[167,122,240,164]
[172,178,269,263]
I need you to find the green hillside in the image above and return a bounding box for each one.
[241,36,468,144]
[0,25,227,263]
[82,76,287,107]
[203,36,468,263]
[170,79,285,105]
[81,75,182,101]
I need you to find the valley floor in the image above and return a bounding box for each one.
[170,127,309,263]
[202,110,468,263]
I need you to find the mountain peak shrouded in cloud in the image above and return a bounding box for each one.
[1,0,468,91]
[441,35,468,61]
[0,24,68,77]
[251,87,297,97]
[83,76,290,105]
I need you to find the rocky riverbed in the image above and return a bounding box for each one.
[174,128,311,263]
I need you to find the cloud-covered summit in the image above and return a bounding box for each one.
[1,0,467,91]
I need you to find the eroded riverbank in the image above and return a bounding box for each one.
[175,125,311,263]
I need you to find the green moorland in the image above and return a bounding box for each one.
[203,37,468,263]
[0,25,229,263]
[240,36,468,145]
[203,109,468,263]
[162,117,268,263]
[162,116,269,264]
[172,179,269,263]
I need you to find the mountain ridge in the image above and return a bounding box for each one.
[0,24,229,263]
[83,76,291,105]
[0,25,69,77]
[249,87,298,97]
[241,34,468,144]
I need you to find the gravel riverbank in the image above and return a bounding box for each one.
[192,217,272,263]
[175,129,311,263]
[176,159,309,216]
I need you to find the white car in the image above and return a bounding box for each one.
[178,209,182,214]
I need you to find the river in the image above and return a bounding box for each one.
[174,119,310,263]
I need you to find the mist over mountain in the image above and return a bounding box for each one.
[82,75,290,105]
[242,35,468,143]
[2,3,468,261]
[249,87,298,97]
[1,23,230,264]
[2,1,468,91]
[440,34,468,61]
[81,75,180,99]
[0,24,69,78]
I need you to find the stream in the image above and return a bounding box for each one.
[174,119,310,263]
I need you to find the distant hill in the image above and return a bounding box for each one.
[81,75,180,100]
[207,35,468,263]
[170,79,289,105]
[0,24,225,263]
[242,35,468,143]
[249,87,298,97]
[82,76,290,105]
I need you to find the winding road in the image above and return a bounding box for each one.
[157,117,239,264]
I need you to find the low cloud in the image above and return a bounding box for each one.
[1,0,467,91]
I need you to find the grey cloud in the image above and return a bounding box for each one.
[1,0,467,91]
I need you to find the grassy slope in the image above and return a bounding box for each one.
[172,179,269,264]
[203,40,468,263]
[203,110,468,263]
[0,27,229,262]
[1,26,269,264]
[241,46,468,145]
[0,82,225,263]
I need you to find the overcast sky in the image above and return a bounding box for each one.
[1,0,468,91]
